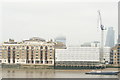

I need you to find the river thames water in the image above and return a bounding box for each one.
[0,68,119,78]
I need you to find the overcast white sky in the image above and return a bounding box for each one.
[0,0,119,46]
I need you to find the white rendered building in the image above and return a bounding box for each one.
[55,46,110,64]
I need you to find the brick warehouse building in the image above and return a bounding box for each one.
[110,43,120,65]
[1,37,55,65]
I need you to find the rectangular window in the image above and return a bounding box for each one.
[36,57,38,59]
[36,54,38,56]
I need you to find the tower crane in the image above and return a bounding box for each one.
[98,10,106,64]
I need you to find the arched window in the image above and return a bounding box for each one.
[40,46,43,49]
[45,46,48,49]
[26,46,29,49]
[8,46,10,50]
[13,47,15,50]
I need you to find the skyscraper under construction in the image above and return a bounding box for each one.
[105,27,115,47]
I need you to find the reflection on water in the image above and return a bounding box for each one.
[1,68,119,78]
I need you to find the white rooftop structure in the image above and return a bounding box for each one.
[2,37,55,46]
[81,41,100,47]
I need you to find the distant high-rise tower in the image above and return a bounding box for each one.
[118,1,120,43]
[105,27,115,47]
[118,18,120,43]
[118,35,120,43]
[118,2,120,43]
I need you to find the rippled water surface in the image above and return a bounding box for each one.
[1,68,119,78]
